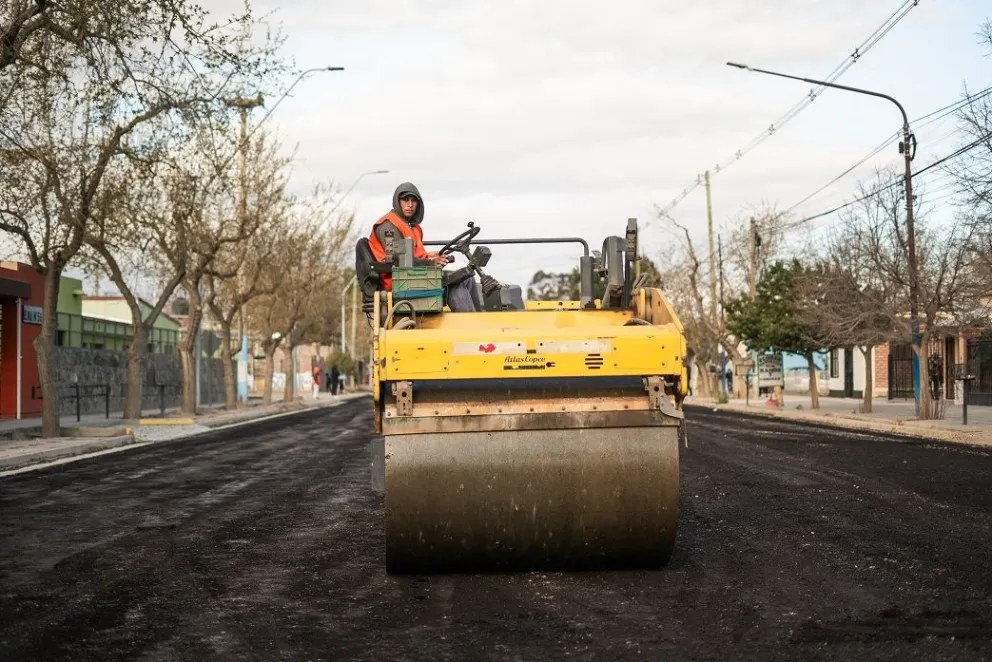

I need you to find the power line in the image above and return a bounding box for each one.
[657,0,924,217]
[783,83,992,214]
[781,131,990,231]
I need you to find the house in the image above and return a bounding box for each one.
[824,324,986,405]
[0,261,84,419]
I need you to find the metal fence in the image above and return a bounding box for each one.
[888,343,914,400]
[966,337,992,406]
[56,312,178,354]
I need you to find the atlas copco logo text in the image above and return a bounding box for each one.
[504,356,546,364]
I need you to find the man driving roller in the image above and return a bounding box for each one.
[367,182,483,312]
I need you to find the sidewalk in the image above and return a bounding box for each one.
[0,391,370,474]
[685,393,992,446]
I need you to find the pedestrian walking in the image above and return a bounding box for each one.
[330,364,340,396]
[312,365,321,399]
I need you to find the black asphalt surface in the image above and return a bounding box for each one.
[2,397,991,661]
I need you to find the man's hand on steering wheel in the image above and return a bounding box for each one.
[427,251,451,266]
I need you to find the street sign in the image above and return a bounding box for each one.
[735,359,755,377]
[757,352,783,388]
[22,305,42,325]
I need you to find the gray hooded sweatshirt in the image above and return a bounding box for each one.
[375,182,432,266]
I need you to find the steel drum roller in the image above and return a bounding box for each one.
[384,425,680,573]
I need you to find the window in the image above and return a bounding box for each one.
[830,349,839,379]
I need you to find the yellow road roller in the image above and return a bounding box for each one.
[356,218,688,573]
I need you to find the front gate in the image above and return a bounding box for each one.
[888,343,914,400]
[966,337,992,406]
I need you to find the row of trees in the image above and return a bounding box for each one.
[651,19,992,419]
[1,0,358,436]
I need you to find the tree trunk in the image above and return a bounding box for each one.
[860,344,874,414]
[693,358,711,398]
[35,267,63,437]
[917,330,932,420]
[124,325,149,419]
[263,346,277,405]
[179,286,203,415]
[806,352,820,410]
[218,319,237,410]
[282,344,296,403]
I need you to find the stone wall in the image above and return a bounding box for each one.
[51,347,228,418]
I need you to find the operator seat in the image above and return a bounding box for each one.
[356,237,391,318]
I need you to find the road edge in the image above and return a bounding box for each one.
[0,394,372,477]
[684,401,991,448]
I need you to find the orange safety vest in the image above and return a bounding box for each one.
[367,211,430,291]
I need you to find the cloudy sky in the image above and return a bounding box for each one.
[236,0,988,289]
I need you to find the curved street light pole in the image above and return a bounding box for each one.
[727,61,922,415]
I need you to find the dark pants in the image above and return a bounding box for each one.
[330,378,339,395]
[445,278,483,312]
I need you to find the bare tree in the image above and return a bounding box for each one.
[0,0,285,434]
[248,183,356,404]
[832,167,981,419]
[205,145,292,410]
[796,252,894,413]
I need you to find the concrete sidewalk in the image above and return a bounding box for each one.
[0,392,369,474]
[685,393,992,446]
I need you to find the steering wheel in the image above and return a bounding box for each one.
[438,223,482,257]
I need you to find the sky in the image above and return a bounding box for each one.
[232,0,990,291]
[47,0,992,295]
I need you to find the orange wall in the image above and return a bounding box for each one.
[0,263,45,419]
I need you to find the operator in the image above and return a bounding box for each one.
[367,181,483,312]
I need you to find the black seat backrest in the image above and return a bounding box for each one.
[356,237,393,304]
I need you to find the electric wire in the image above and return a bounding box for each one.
[657,0,924,217]
[780,131,991,231]
[783,84,992,214]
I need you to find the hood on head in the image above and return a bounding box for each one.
[392,181,424,226]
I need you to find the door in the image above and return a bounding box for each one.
[843,347,854,398]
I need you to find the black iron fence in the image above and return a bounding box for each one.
[888,343,914,400]
[31,384,111,422]
[30,383,207,420]
[966,337,992,406]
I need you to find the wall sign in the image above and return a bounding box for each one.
[757,352,783,388]
[22,305,43,325]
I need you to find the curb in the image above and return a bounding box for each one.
[0,434,138,471]
[139,418,195,426]
[686,401,992,447]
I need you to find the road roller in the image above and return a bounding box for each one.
[356,218,688,573]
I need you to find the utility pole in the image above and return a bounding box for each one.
[705,170,720,401]
[705,170,717,323]
[718,234,728,399]
[748,216,757,298]
[224,93,264,405]
[350,281,358,386]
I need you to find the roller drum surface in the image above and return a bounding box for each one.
[384,425,680,573]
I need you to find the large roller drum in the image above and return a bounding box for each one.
[383,424,680,573]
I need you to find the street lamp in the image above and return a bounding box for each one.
[727,61,923,414]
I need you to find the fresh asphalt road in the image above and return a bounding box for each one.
[1,397,991,661]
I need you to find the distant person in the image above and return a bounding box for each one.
[330,364,340,396]
[311,365,321,399]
